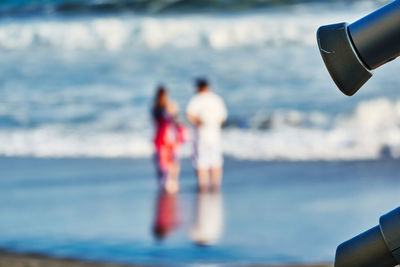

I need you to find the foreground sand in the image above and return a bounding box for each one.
[0,251,134,267]
[0,251,333,267]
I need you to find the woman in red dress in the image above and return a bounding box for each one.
[152,86,187,193]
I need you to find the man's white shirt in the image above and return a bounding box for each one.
[186,91,227,144]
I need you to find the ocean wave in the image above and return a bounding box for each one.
[0,127,153,158]
[1,98,400,161]
[0,11,361,51]
[225,99,400,160]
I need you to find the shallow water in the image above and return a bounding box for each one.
[1,157,400,265]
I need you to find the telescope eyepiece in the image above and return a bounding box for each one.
[317,23,372,96]
[317,0,400,96]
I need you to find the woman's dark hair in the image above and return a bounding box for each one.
[153,85,167,118]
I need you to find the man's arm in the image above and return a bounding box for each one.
[186,113,202,127]
[220,99,228,126]
[186,98,202,126]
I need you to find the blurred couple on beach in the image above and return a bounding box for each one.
[152,78,228,194]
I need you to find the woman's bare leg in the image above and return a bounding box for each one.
[165,162,180,194]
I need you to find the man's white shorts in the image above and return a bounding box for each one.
[193,141,223,169]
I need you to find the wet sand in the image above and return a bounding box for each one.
[0,251,134,267]
[0,250,332,267]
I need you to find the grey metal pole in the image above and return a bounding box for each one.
[317,0,400,96]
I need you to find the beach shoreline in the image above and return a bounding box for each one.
[0,250,333,267]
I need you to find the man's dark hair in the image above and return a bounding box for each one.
[196,78,209,90]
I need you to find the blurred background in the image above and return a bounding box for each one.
[0,0,400,266]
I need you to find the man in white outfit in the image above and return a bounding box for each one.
[186,79,227,191]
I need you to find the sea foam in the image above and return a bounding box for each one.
[1,98,400,161]
[0,10,363,51]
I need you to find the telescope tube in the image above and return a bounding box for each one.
[335,207,400,267]
[349,0,400,70]
[317,0,400,96]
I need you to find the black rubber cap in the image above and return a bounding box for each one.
[317,23,372,96]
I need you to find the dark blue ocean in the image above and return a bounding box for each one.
[0,0,387,15]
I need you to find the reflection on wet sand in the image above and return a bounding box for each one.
[190,191,224,246]
[152,191,180,240]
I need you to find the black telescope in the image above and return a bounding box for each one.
[317,0,400,96]
[335,207,400,267]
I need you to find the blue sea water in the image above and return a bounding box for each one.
[0,0,399,161]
